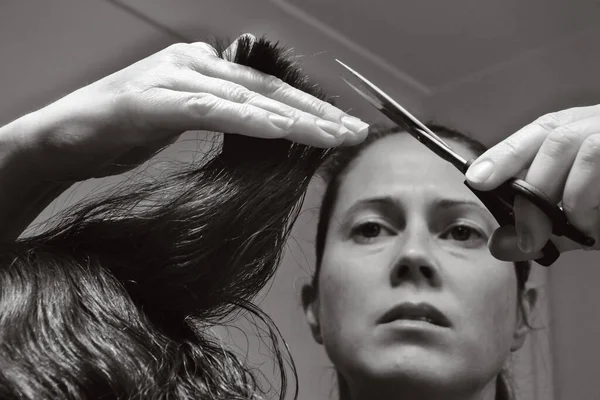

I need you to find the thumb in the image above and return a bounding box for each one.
[465,124,548,191]
[465,111,579,191]
[488,223,582,263]
[513,194,553,254]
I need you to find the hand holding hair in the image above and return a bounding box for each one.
[465,104,600,261]
[0,35,354,400]
[0,34,368,240]
[4,34,368,184]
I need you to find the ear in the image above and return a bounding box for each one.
[510,283,539,352]
[301,283,323,345]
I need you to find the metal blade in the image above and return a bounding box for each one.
[336,59,469,170]
[341,77,386,112]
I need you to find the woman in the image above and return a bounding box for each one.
[1,28,598,398]
[301,120,599,400]
[0,35,368,399]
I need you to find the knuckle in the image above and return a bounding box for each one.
[162,43,193,68]
[228,84,253,103]
[579,134,600,164]
[265,75,285,94]
[192,42,219,56]
[311,101,329,117]
[533,112,562,132]
[497,137,525,163]
[237,104,259,121]
[164,43,188,58]
[186,93,220,117]
[545,125,580,151]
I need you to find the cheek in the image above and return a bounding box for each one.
[318,262,372,329]
[458,264,519,353]
[315,251,387,372]
[316,250,384,341]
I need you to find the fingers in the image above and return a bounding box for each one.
[466,105,600,190]
[513,195,553,253]
[187,41,219,57]
[170,71,353,141]
[464,106,600,256]
[491,132,600,259]
[563,133,600,242]
[182,46,369,136]
[137,88,347,148]
[166,39,369,143]
[510,116,600,252]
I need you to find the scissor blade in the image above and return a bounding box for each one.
[341,77,387,112]
[336,59,469,170]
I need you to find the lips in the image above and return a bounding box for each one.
[378,302,451,328]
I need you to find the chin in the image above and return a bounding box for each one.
[357,348,464,389]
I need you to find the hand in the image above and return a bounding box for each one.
[14,34,369,183]
[465,104,600,262]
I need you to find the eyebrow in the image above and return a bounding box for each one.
[432,198,489,213]
[342,196,401,219]
[342,196,490,218]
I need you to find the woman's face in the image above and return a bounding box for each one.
[304,134,535,396]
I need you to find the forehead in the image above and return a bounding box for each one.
[337,134,482,208]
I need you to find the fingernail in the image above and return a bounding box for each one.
[316,120,350,137]
[341,116,370,134]
[268,114,294,130]
[466,160,494,183]
[517,227,534,254]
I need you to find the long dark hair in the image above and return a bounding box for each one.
[0,37,333,399]
[313,124,531,400]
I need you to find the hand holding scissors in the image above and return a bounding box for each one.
[465,105,600,262]
[337,60,597,266]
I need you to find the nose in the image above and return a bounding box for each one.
[390,223,440,287]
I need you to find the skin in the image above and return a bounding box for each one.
[466,105,600,259]
[303,134,537,400]
[0,34,369,240]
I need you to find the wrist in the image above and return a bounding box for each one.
[0,114,73,240]
[0,114,37,181]
[0,109,77,188]
[4,106,81,184]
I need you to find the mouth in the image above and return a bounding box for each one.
[378,302,451,328]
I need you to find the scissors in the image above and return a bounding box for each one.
[336,59,595,266]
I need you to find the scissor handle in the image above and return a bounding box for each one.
[463,178,595,266]
[508,179,595,246]
[464,181,559,266]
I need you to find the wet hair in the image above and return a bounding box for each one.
[0,37,334,400]
[312,124,531,400]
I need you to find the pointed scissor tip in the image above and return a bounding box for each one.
[335,59,352,70]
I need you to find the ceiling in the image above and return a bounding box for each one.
[285,0,600,89]
[2,0,600,142]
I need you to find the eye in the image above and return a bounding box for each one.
[448,225,475,241]
[350,221,393,244]
[440,223,486,246]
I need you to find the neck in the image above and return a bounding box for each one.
[337,373,500,400]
